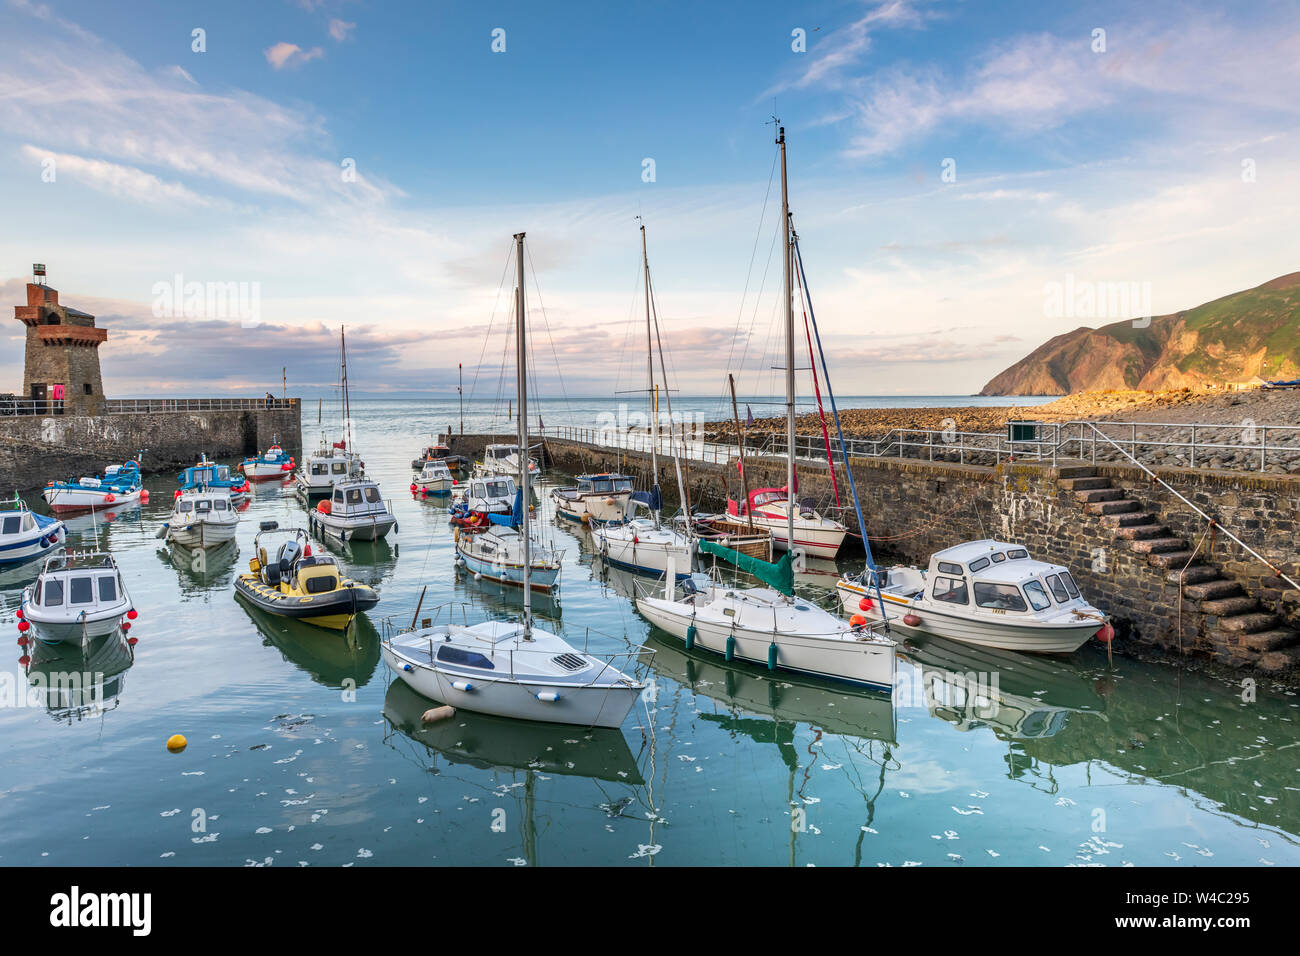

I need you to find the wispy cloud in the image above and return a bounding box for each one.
[265,41,324,70]
[328,19,356,42]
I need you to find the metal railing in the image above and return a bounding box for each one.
[543,419,1300,474]
[0,397,299,416]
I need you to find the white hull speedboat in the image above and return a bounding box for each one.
[594,518,693,579]
[455,525,562,592]
[837,539,1108,654]
[636,576,895,690]
[20,553,135,645]
[240,442,294,481]
[311,478,396,542]
[0,496,66,567]
[452,475,517,515]
[550,473,634,526]
[477,443,540,479]
[165,489,239,549]
[382,621,644,728]
[295,445,365,500]
[413,460,454,495]
[44,483,142,515]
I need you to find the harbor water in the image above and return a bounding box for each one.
[0,399,1296,867]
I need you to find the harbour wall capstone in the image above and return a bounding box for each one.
[449,432,1300,676]
[0,405,302,492]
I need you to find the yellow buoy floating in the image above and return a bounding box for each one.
[166,734,188,753]
[422,705,456,724]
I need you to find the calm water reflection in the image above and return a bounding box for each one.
[0,400,1296,866]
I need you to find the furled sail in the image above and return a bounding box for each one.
[699,539,794,596]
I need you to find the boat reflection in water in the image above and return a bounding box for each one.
[382,678,647,865]
[314,534,399,590]
[646,630,896,865]
[239,600,381,688]
[157,539,241,592]
[24,631,134,724]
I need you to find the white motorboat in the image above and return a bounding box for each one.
[240,439,295,481]
[452,474,517,516]
[454,494,563,592]
[476,443,539,478]
[43,460,145,514]
[164,487,239,549]
[310,478,396,542]
[550,473,634,525]
[295,442,364,501]
[723,488,847,560]
[412,459,454,495]
[19,552,136,645]
[0,494,66,567]
[384,231,646,728]
[836,539,1109,654]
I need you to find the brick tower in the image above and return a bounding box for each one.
[12,264,107,415]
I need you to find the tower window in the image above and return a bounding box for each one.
[84,383,93,395]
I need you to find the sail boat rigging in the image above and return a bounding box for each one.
[635,126,896,690]
[382,232,647,727]
[594,222,696,580]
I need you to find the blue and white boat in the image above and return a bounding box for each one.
[549,473,634,525]
[0,494,66,566]
[239,439,295,481]
[178,457,249,503]
[454,490,562,592]
[43,460,145,514]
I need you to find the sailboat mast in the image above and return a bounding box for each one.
[779,125,796,559]
[340,326,352,451]
[642,223,658,522]
[514,232,532,636]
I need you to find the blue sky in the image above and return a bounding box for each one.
[2,0,1298,398]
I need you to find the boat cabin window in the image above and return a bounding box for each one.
[932,576,968,604]
[178,501,193,513]
[1007,548,1028,559]
[347,488,362,504]
[1045,573,1070,604]
[990,552,1007,563]
[753,491,785,507]
[974,582,1028,612]
[43,579,62,606]
[98,576,117,602]
[613,478,632,492]
[332,462,347,474]
[1,515,19,535]
[489,447,515,460]
[333,489,344,503]
[69,576,94,605]
[1061,572,1081,599]
[589,479,613,493]
[214,498,228,511]
[937,561,964,575]
[436,645,496,669]
[312,463,328,476]
[968,556,990,573]
[1023,580,1051,611]
[485,480,511,498]
[195,499,212,513]
[216,467,230,480]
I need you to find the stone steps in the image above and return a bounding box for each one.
[1166,565,1221,586]
[1244,629,1300,652]
[1075,488,1125,504]
[1218,612,1277,635]
[1147,550,1203,570]
[1199,595,1260,617]
[1183,579,1244,601]
[1057,466,1098,480]
[1101,511,1155,528]
[1059,476,1111,491]
[1129,536,1188,555]
[1084,499,1142,516]
[1114,523,1170,541]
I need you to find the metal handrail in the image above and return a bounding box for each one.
[1077,422,1299,592]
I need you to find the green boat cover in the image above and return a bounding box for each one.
[699,539,794,596]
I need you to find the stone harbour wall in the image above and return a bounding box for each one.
[0,406,302,492]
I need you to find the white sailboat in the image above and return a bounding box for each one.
[595,222,694,579]
[382,232,646,728]
[636,126,895,690]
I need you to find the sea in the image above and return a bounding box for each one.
[0,396,1295,867]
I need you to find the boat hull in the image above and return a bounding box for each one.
[23,611,126,645]
[836,581,1099,654]
[636,596,895,689]
[595,529,692,579]
[455,548,561,592]
[234,575,378,630]
[44,486,142,514]
[380,645,639,728]
[551,491,631,526]
[167,519,238,549]
[0,524,66,566]
[745,513,845,560]
[310,513,396,541]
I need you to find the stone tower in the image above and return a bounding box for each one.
[12,265,107,415]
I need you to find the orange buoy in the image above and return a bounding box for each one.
[1095,622,1115,644]
[849,614,867,629]
[903,613,922,627]
[317,500,332,514]
[858,597,874,611]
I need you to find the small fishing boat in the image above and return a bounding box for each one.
[19,552,136,645]
[550,473,634,525]
[722,487,847,560]
[234,522,379,630]
[162,487,239,549]
[412,459,454,495]
[309,478,396,542]
[179,457,249,504]
[295,442,365,501]
[411,442,452,470]
[383,232,646,729]
[476,442,540,478]
[836,540,1109,654]
[0,493,66,566]
[452,474,517,516]
[239,439,295,481]
[43,460,145,514]
[454,491,562,592]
